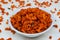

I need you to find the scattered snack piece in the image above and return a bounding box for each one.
[7,38,12,40]
[54,8,57,11]
[0,0,8,4]
[6,20,8,24]
[11,4,17,11]
[49,36,52,39]
[0,16,3,22]
[11,8,52,34]
[53,24,58,28]
[59,29,60,32]
[0,38,4,40]
[54,0,59,3]
[0,4,5,15]
[0,29,2,33]
[50,0,53,2]
[34,0,41,7]
[5,27,16,34]
[57,11,60,15]
[16,0,25,7]
[58,38,60,40]
[11,30,16,34]
[5,12,9,16]
[59,16,60,18]
[26,3,31,6]
[34,0,52,7]
[5,27,11,31]
[8,0,11,2]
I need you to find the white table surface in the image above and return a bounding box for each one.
[0,0,60,40]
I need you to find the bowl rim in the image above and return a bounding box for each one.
[8,6,53,36]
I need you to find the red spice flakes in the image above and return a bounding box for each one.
[6,20,8,24]
[0,4,5,15]
[26,3,31,6]
[11,30,16,34]
[0,16,3,22]
[58,38,60,40]
[11,4,17,11]
[0,38,4,40]
[7,38,12,40]
[53,24,58,28]
[57,11,60,15]
[0,0,8,4]
[49,36,52,39]
[0,29,2,33]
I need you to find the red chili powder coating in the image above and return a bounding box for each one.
[10,8,52,34]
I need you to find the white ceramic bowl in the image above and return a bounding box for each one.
[9,6,53,37]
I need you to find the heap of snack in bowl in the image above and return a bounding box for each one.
[10,8,52,34]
